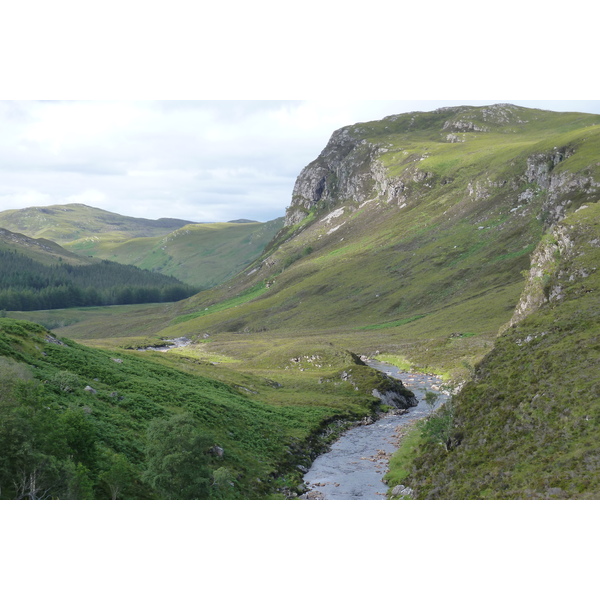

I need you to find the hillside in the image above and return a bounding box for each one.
[0,204,284,289]
[0,227,92,266]
[66,218,285,289]
[0,228,196,311]
[0,317,414,499]
[5,104,600,501]
[0,203,194,244]
[106,103,599,380]
[399,201,600,499]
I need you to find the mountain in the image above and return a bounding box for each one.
[0,204,284,289]
[4,104,600,500]
[0,203,195,244]
[143,104,600,379]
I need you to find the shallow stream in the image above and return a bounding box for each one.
[302,360,449,500]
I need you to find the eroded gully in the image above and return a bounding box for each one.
[301,359,450,500]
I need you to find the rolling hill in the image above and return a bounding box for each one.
[65,218,285,289]
[3,103,600,500]
[0,227,196,311]
[0,204,284,289]
[0,203,194,244]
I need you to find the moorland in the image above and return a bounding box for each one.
[1,103,599,499]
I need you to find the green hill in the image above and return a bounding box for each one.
[0,204,284,290]
[0,203,194,244]
[66,218,285,289]
[0,228,196,311]
[5,104,600,500]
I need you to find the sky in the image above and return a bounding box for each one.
[1,99,599,224]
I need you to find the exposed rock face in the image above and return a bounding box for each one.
[371,377,417,409]
[285,127,380,227]
[505,203,598,330]
[283,104,599,233]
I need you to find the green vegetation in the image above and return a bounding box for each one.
[0,205,283,290]
[65,218,284,289]
[0,317,398,499]
[396,203,600,499]
[3,104,600,500]
[0,248,197,310]
[0,203,193,245]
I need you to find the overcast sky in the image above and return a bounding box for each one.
[1,99,599,224]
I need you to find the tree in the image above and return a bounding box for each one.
[143,413,213,499]
[424,390,439,414]
[0,358,73,499]
[99,452,137,500]
[418,402,454,452]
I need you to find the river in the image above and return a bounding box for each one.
[301,359,449,500]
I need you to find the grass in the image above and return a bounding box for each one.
[65,219,284,288]
[4,104,600,500]
[398,203,600,499]
[171,283,268,326]
[384,423,422,497]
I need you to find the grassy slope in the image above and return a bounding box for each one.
[0,227,95,266]
[0,317,392,498]
[16,106,600,382]
[398,203,600,499]
[65,218,284,288]
[0,203,193,244]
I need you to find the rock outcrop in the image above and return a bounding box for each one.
[371,376,417,409]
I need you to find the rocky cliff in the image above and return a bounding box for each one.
[172,104,600,380]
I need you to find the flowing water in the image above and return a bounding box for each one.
[302,360,449,500]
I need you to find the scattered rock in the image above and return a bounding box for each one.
[390,484,415,498]
[299,490,325,500]
[45,335,65,346]
[84,386,97,394]
[209,445,225,458]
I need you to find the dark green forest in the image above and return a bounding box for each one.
[0,249,198,310]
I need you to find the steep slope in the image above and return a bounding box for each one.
[66,218,285,288]
[0,317,414,499]
[151,104,599,376]
[0,227,92,266]
[0,203,194,244]
[0,228,196,311]
[402,202,600,499]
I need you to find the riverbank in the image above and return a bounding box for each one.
[300,360,450,499]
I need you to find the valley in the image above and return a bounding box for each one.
[1,103,599,500]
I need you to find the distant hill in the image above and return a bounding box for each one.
[0,227,196,311]
[0,203,195,244]
[65,218,285,289]
[0,227,91,266]
[0,204,284,289]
